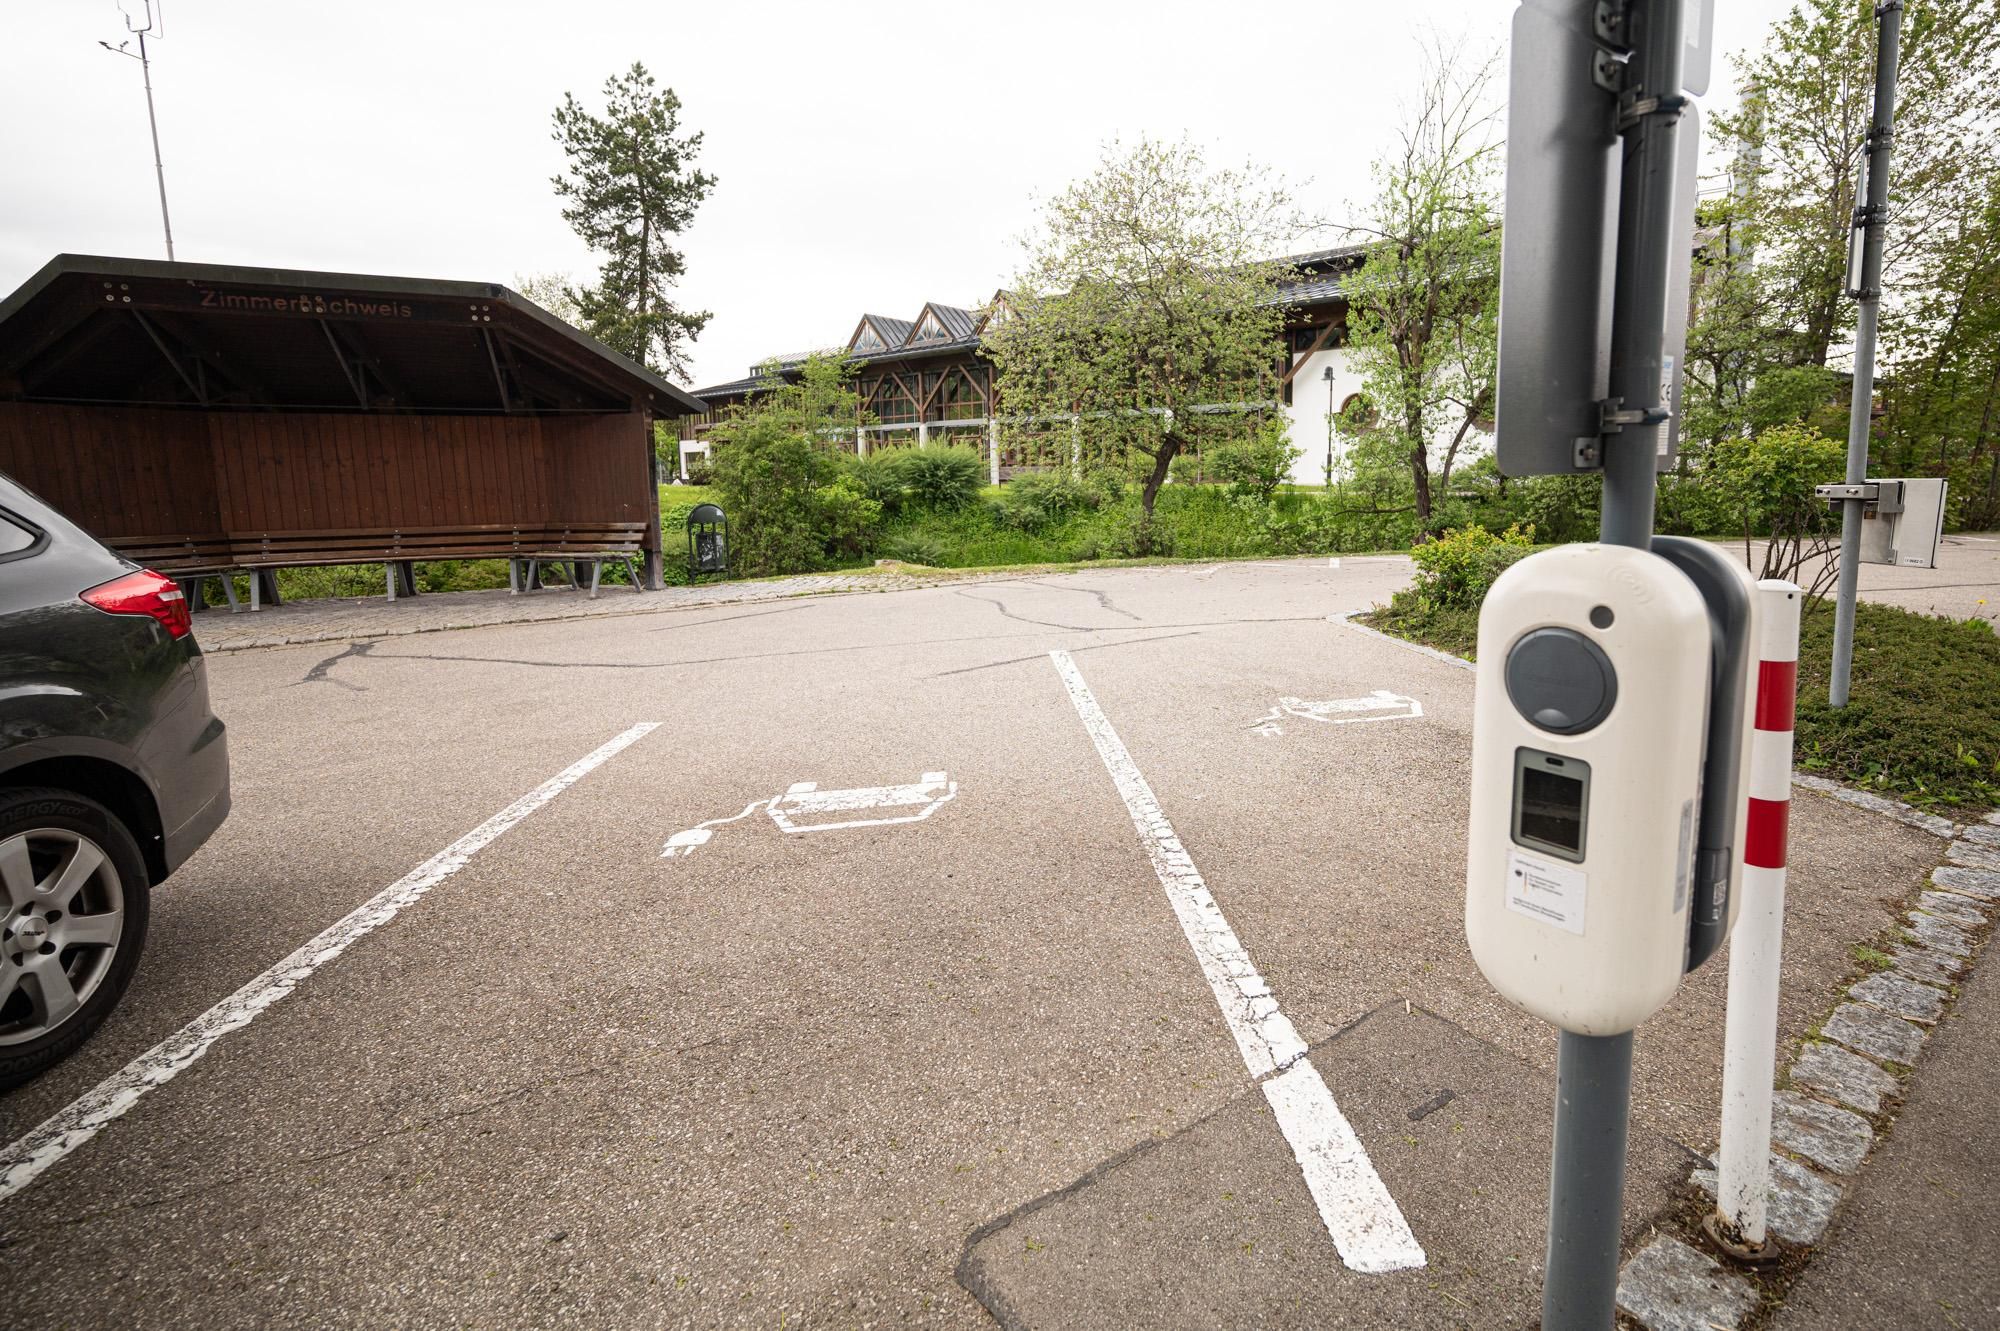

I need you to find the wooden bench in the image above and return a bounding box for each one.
[505,523,649,600]
[101,534,263,612]
[101,524,654,610]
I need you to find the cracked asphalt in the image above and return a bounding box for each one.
[0,557,1948,1329]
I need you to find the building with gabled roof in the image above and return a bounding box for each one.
[679,248,1374,486]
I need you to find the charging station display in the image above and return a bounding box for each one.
[1514,750,1589,861]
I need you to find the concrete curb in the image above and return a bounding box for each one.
[1617,833,1997,1329]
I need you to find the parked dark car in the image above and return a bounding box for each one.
[0,471,229,1090]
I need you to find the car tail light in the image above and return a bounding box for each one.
[81,569,192,639]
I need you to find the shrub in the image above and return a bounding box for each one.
[886,534,948,566]
[844,448,909,516]
[996,471,1098,530]
[681,456,715,486]
[1206,417,1301,501]
[891,445,985,511]
[812,477,882,563]
[1408,522,1536,612]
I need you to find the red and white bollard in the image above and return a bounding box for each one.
[1713,579,1804,1252]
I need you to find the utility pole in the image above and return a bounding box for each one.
[1828,1,1902,707]
[100,1,176,262]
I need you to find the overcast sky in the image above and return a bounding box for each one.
[4,0,1799,390]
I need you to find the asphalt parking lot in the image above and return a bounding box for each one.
[0,557,1949,1329]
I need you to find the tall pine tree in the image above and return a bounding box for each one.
[551,63,715,378]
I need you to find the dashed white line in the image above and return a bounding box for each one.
[0,722,661,1203]
[1047,650,1425,1273]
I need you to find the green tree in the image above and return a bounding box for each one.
[984,137,1307,545]
[707,356,879,575]
[1341,41,1502,529]
[1710,1,1999,372]
[551,63,716,377]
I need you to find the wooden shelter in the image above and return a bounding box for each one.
[0,255,704,599]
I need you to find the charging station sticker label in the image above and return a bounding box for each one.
[1506,850,1587,935]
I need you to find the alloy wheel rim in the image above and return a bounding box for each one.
[0,829,125,1046]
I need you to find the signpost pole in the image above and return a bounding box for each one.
[1544,0,1684,1324]
[1829,1,1903,708]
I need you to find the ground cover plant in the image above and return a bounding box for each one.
[1362,527,2000,815]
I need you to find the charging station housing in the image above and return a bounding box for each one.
[1465,544,1713,1035]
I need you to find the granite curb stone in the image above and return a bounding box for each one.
[1616,1237,1759,1331]
[1789,1041,1899,1114]
[1692,1151,1844,1244]
[1770,1091,1875,1175]
[1889,944,1965,986]
[1906,910,1974,957]
[1917,889,1988,927]
[1823,1003,1926,1065]
[1847,971,1946,1024]
[1931,865,2000,900]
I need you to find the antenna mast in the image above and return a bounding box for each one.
[100,1,175,261]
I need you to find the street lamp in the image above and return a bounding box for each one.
[1322,364,1336,490]
[99,1,175,261]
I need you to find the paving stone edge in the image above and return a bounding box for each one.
[1617,829,1996,1329]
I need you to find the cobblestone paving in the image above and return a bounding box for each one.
[191,567,1012,652]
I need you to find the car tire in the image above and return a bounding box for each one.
[0,787,151,1092]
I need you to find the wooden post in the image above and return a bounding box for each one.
[642,411,665,591]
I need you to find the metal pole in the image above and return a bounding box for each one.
[1546,1031,1635,1327]
[1712,580,1802,1253]
[1545,0,1684,1325]
[1324,366,1336,489]
[137,29,175,261]
[1829,1,1901,707]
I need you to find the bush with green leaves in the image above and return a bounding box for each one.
[1407,522,1536,612]
[811,477,882,563]
[1207,417,1301,501]
[843,448,909,516]
[707,355,883,574]
[885,533,948,566]
[891,445,985,512]
[995,471,1099,531]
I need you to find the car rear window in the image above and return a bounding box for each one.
[0,512,42,560]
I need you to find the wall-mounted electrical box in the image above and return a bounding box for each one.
[1814,478,1948,569]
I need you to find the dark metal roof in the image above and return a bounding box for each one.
[919,303,978,341]
[694,248,1367,401]
[694,374,775,400]
[0,253,706,416]
[860,314,914,347]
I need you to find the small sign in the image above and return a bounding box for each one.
[1505,849,1587,936]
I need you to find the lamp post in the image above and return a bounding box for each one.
[99,1,175,262]
[1322,364,1336,490]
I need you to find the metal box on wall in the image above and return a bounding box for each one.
[1818,478,1948,569]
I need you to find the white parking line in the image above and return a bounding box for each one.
[0,722,661,1203]
[1047,651,1425,1274]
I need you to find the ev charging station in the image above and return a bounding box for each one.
[1471,1,1789,1326]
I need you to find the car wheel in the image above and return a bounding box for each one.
[0,787,151,1092]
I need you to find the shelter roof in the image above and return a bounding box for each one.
[0,254,706,416]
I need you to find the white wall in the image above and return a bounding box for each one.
[1282,346,1370,486]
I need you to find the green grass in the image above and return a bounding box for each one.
[1363,591,2000,815]
[1793,601,2000,813]
[1355,601,1481,661]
